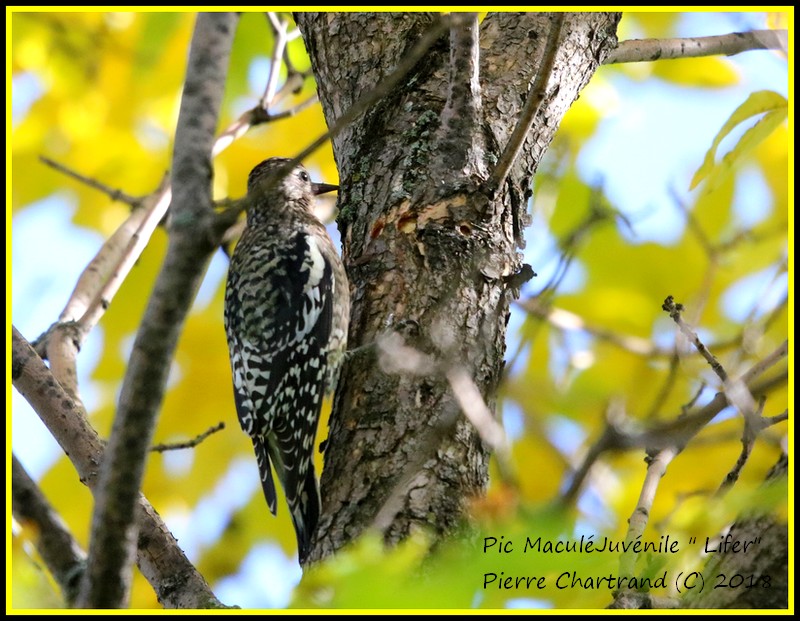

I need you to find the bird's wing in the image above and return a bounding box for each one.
[226,231,333,424]
[226,228,334,466]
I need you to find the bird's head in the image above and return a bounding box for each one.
[247,157,338,205]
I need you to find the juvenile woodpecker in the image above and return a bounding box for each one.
[224,158,349,564]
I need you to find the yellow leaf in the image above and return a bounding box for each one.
[766,11,789,30]
[690,90,788,191]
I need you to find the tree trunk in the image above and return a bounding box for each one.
[296,11,621,563]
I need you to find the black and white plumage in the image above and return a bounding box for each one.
[224,158,349,564]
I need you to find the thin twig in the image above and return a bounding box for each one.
[762,409,789,428]
[272,70,311,106]
[150,422,226,452]
[560,414,619,506]
[259,94,319,122]
[683,382,707,412]
[212,13,308,158]
[662,295,728,381]
[536,185,611,298]
[486,13,564,195]
[717,397,766,494]
[643,348,680,420]
[662,296,764,432]
[561,398,650,505]
[669,185,715,257]
[261,12,295,108]
[739,340,788,385]
[40,156,141,207]
[561,347,787,504]
[212,93,318,159]
[605,29,788,65]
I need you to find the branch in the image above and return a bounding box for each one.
[212,12,310,158]
[604,29,788,64]
[74,183,172,334]
[662,294,729,369]
[34,158,171,406]
[717,397,766,494]
[486,13,564,195]
[436,12,486,181]
[77,12,238,609]
[150,422,226,452]
[39,156,141,207]
[618,446,678,579]
[662,296,760,432]
[58,180,170,326]
[12,454,86,606]
[31,169,171,408]
[561,340,788,503]
[261,12,302,107]
[12,327,226,608]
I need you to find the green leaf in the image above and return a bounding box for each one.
[690,90,788,192]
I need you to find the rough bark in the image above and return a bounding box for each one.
[296,11,622,563]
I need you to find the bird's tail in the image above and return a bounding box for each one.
[258,434,321,565]
[287,468,321,565]
[253,437,278,515]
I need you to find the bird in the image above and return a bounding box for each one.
[224,157,349,564]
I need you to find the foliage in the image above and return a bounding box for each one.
[10,10,788,610]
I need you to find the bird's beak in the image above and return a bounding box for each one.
[311,182,339,196]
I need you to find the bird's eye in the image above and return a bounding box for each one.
[298,170,310,182]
